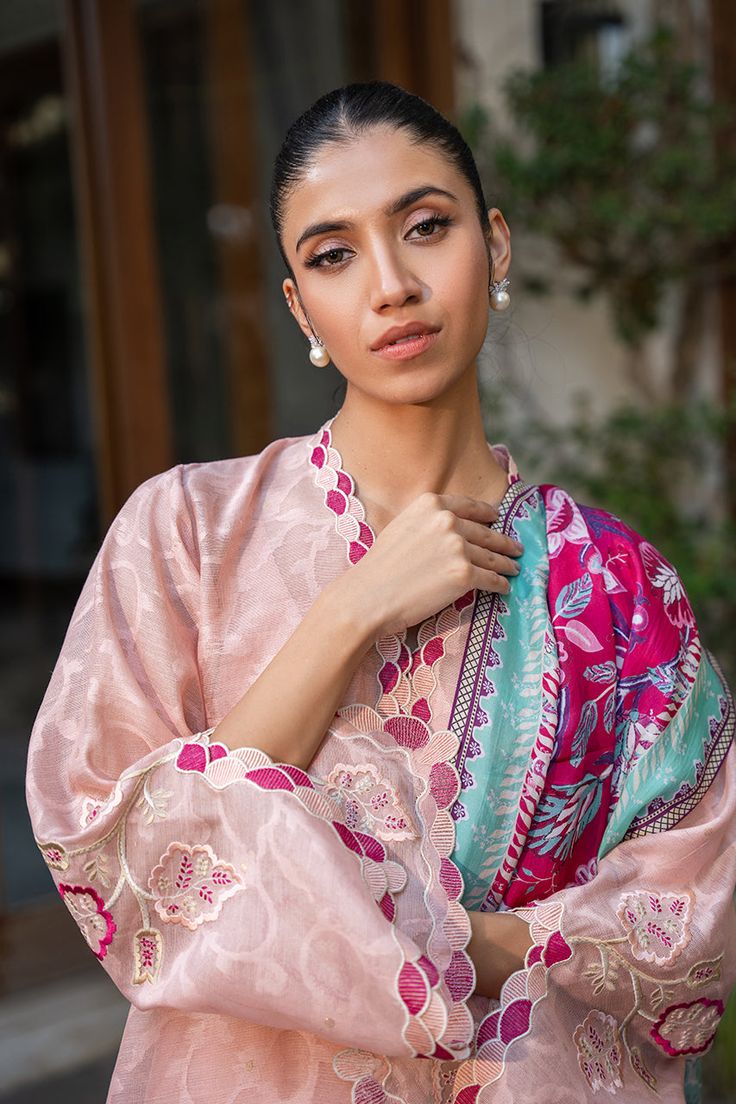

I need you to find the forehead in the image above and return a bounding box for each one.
[283,127,468,236]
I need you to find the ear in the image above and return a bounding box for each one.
[486,207,512,281]
[282,277,315,342]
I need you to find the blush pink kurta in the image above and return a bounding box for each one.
[25,419,736,1103]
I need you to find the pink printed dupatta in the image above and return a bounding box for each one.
[24,419,736,1103]
[449,477,734,914]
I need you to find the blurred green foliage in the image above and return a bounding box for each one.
[460,23,736,353]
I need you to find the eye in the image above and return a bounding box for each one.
[408,213,453,239]
[304,246,353,269]
[300,211,452,270]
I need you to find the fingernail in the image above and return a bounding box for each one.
[514,541,524,553]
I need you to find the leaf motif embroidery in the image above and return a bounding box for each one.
[132,928,163,984]
[137,781,171,826]
[83,851,112,889]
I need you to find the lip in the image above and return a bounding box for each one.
[370,321,441,351]
[372,330,440,360]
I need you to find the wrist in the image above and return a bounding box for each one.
[317,568,387,646]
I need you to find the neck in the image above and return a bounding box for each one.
[327,368,510,532]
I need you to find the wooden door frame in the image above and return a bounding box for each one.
[62,0,173,526]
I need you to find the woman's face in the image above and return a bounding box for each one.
[281,125,511,405]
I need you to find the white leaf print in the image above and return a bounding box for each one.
[562,619,603,653]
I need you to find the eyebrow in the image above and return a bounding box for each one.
[295,184,460,254]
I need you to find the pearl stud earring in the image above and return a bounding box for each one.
[489,276,511,312]
[308,334,331,367]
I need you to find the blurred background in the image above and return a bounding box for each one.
[1,0,734,1100]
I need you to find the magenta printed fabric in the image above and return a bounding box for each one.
[25,419,736,1102]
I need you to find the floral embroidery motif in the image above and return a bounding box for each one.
[176,739,411,922]
[40,841,69,871]
[58,883,116,960]
[324,762,418,841]
[686,958,723,989]
[149,842,244,931]
[616,890,692,965]
[573,1010,624,1094]
[651,997,725,1057]
[133,927,163,984]
[565,891,729,1094]
[78,779,125,828]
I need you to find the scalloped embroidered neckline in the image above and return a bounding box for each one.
[309,415,520,547]
[307,415,522,676]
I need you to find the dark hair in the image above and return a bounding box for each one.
[269,80,491,281]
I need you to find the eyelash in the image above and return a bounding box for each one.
[304,213,454,269]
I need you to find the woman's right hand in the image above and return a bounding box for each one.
[343,491,524,638]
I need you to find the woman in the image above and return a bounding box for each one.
[26,81,735,1103]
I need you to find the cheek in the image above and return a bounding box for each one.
[433,238,486,309]
[311,281,363,346]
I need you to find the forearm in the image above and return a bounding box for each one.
[466,911,534,1000]
[210,574,381,768]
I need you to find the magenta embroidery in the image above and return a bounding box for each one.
[325,762,418,841]
[149,842,244,930]
[133,927,163,984]
[650,997,724,1056]
[308,423,374,565]
[573,1010,624,1094]
[450,901,571,1098]
[78,779,124,829]
[40,841,69,871]
[58,883,116,960]
[177,737,411,922]
[175,740,229,773]
[616,890,692,965]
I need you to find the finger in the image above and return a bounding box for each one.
[465,540,521,580]
[467,563,512,595]
[438,493,499,523]
[457,517,524,557]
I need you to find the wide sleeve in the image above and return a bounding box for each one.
[25,465,474,1061]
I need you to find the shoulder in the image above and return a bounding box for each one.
[537,483,698,656]
[114,431,312,543]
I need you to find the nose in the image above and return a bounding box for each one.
[367,243,425,311]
